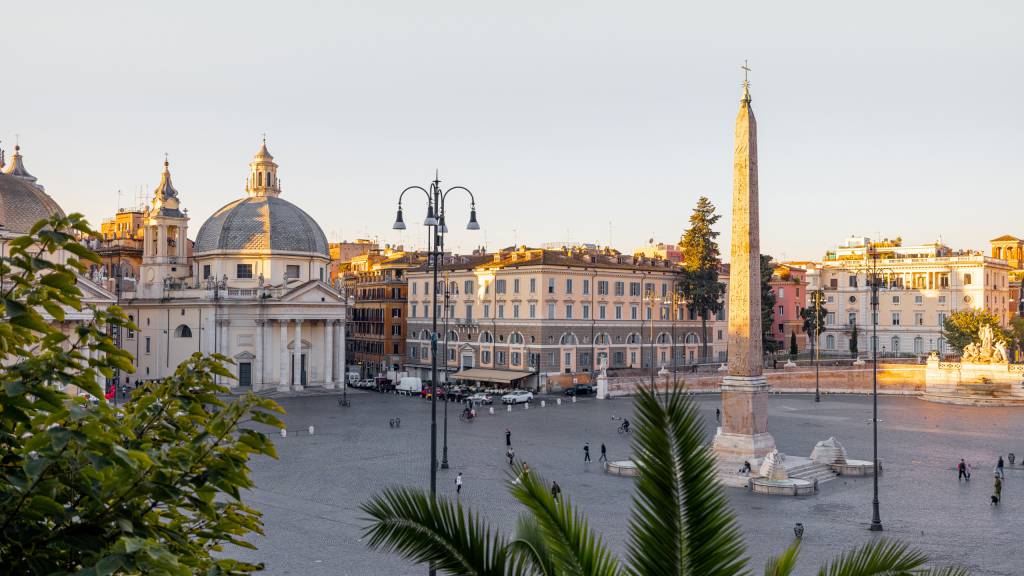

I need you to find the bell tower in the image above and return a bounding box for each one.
[140,157,190,292]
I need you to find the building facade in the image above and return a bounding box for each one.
[769,264,808,352]
[405,246,728,391]
[119,142,346,392]
[815,236,1011,357]
[342,248,426,378]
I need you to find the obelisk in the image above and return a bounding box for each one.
[713,66,777,481]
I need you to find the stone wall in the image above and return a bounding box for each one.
[605,363,926,397]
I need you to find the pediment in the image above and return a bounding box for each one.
[279,281,345,304]
[234,351,257,360]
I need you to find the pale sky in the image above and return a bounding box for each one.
[2,1,1020,261]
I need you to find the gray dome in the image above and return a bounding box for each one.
[0,172,65,235]
[194,195,329,257]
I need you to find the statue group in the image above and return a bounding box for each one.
[962,324,1009,364]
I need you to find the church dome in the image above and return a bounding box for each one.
[193,141,329,258]
[0,146,65,234]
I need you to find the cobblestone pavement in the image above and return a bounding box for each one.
[234,390,1024,575]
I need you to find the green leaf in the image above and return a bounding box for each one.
[765,540,800,576]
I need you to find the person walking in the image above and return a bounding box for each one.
[715,408,721,424]
[993,474,1002,505]
[507,447,515,466]
[957,458,967,481]
[506,429,511,447]
[997,456,1005,479]
[551,481,562,500]
[456,472,463,495]
[966,461,973,481]
[599,443,607,462]
[584,442,591,463]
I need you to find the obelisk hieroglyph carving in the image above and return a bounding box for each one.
[714,65,777,477]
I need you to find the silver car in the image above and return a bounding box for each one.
[500,390,533,404]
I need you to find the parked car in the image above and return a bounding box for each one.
[356,379,376,389]
[396,377,423,396]
[467,392,493,405]
[446,386,469,401]
[563,384,595,397]
[421,386,446,400]
[501,390,534,405]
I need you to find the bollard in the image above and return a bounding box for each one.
[572,396,577,404]
[308,425,315,435]
[541,400,546,408]
[280,428,287,438]
[557,398,562,406]
[524,402,529,410]
[489,406,495,415]
[507,404,512,412]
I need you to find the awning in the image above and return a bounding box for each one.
[452,368,534,384]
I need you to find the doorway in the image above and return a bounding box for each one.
[238,362,252,387]
[290,354,307,386]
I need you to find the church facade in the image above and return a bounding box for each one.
[119,142,347,392]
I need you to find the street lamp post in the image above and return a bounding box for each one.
[867,250,884,532]
[441,273,451,470]
[813,289,823,403]
[392,174,480,569]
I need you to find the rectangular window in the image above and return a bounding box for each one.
[661,283,668,297]
[513,304,520,318]
[236,264,253,279]
[583,304,590,319]
[778,287,785,298]
[915,312,924,326]
[938,312,947,325]
[778,305,784,317]
[938,295,946,304]
[513,279,520,293]
[392,324,402,336]
[145,337,151,354]
[892,295,900,304]
[286,264,300,279]
[203,264,211,279]
[826,312,835,325]
[412,346,418,359]
[849,312,856,325]
[598,280,609,295]
[511,352,521,366]
[599,305,606,319]
[392,307,401,318]
[424,281,429,295]
[483,304,490,318]
[548,303,556,318]
[412,282,417,295]
[529,304,536,318]
[616,305,623,320]
[498,304,505,319]
[565,304,573,319]
[646,307,652,320]
[496,279,507,294]
[464,280,472,294]
[615,282,625,296]
[892,312,901,326]
[848,275,858,287]
[465,304,473,320]
[548,278,555,294]
[631,306,638,320]
[497,351,506,365]
[630,282,641,296]
[583,279,590,295]
[482,350,491,364]
[412,303,418,317]
[566,279,573,294]
[915,295,923,304]
[530,278,537,293]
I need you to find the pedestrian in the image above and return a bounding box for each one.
[715,408,721,424]
[456,472,463,495]
[993,475,1002,505]
[584,442,591,463]
[551,481,562,500]
[507,447,515,466]
[966,462,973,481]
[997,456,1005,479]
[506,429,511,447]
[957,458,967,481]
[599,443,607,462]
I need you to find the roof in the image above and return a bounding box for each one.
[0,172,64,234]
[411,248,679,274]
[452,368,534,384]
[990,235,1022,243]
[194,195,329,257]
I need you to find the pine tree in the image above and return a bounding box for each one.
[760,254,778,355]
[849,323,859,358]
[790,330,798,357]
[678,197,725,364]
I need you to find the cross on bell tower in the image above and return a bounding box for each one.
[246,136,281,197]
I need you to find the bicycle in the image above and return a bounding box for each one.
[617,423,630,434]
[459,411,475,422]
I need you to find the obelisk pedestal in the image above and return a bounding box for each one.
[713,72,776,485]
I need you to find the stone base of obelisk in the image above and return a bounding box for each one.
[713,375,777,487]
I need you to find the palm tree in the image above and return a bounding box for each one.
[361,388,966,576]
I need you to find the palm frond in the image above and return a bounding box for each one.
[764,540,800,576]
[508,462,622,576]
[625,386,747,576]
[360,486,509,576]
[508,514,557,576]
[816,538,957,576]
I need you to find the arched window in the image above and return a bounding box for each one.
[509,332,524,345]
[447,330,459,342]
[594,333,610,346]
[174,324,192,338]
[626,333,641,345]
[420,329,431,340]
[913,337,923,354]
[559,333,578,346]
[891,336,900,354]
[825,334,835,350]
[656,332,672,345]
[684,332,700,345]
[479,331,494,344]
[258,172,263,186]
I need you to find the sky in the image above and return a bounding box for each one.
[2,1,1021,262]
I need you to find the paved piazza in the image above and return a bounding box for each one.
[235,390,1024,575]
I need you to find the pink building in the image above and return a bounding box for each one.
[769,264,808,352]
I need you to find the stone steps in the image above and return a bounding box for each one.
[786,462,839,484]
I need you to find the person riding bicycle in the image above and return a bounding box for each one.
[621,419,630,433]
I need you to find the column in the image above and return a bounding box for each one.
[293,319,303,390]
[278,320,289,392]
[338,320,346,385]
[254,320,265,392]
[324,320,334,388]
[157,226,167,258]
[220,320,232,388]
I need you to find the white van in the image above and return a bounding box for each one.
[346,372,360,386]
[396,377,422,396]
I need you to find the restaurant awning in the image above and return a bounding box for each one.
[452,368,534,384]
